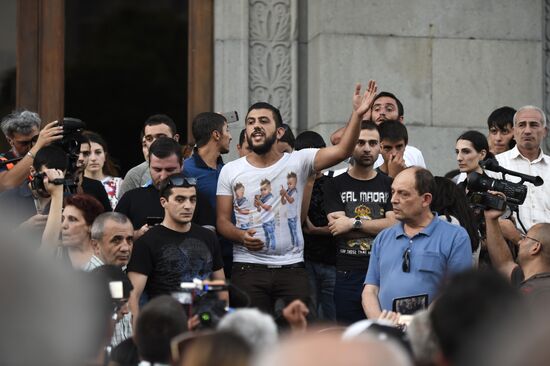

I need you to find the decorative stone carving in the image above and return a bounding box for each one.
[249,0,292,124]
[544,0,550,152]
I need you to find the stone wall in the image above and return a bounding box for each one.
[215,0,544,174]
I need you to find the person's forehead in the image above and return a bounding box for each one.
[393,170,415,189]
[63,205,84,217]
[373,96,398,106]
[247,108,274,120]
[516,109,543,123]
[80,142,91,151]
[170,186,196,196]
[102,219,133,236]
[150,154,181,168]
[90,142,103,150]
[381,138,405,146]
[12,127,39,139]
[359,128,379,140]
[145,123,173,136]
[456,139,475,149]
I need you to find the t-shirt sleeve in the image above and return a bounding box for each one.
[216,164,234,196]
[510,265,524,287]
[298,148,319,177]
[126,236,153,276]
[365,235,382,286]
[323,178,344,214]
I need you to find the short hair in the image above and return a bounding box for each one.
[135,295,188,363]
[361,119,379,131]
[159,173,197,199]
[1,110,41,138]
[514,105,547,128]
[287,172,297,180]
[260,178,271,186]
[487,106,516,130]
[64,193,105,226]
[82,130,120,176]
[247,102,283,128]
[234,182,244,192]
[532,223,550,265]
[143,114,178,136]
[373,92,404,117]
[217,308,278,352]
[148,136,182,163]
[191,112,226,148]
[379,120,408,144]
[90,212,131,241]
[181,331,252,366]
[238,128,246,146]
[295,131,326,150]
[279,124,295,148]
[457,130,494,160]
[411,167,436,196]
[33,145,68,171]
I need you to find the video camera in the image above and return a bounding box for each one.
[466,158,543,212]
[172,279,229,329]
[30,117,86,195]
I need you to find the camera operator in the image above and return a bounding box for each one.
[484,194,550,303]
[495,105,550,232]
[0,110,63,192]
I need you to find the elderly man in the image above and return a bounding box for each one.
[362,167,472,318]
[495,105,550,232]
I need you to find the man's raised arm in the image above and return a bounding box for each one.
[313,81,377,172]
[484,206,518,279]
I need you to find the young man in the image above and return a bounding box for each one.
[487,106,516,155]
[119,114,180,198]
[127,173,225,324]
[216,82,377,314]
[323,121,395,324]
[376,120,409,178]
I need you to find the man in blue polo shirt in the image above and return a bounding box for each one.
[183,112,232,273]
[362,167,472,318]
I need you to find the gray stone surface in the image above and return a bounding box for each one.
[432,38,543,128]
[214,0,249,39]
[307,34,432,126]
[307,0,542,42]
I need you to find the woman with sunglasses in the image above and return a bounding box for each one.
[83,131,123,209]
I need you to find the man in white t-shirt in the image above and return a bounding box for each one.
[217,82,377,314]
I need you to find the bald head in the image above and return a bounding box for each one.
[528,223,550,264]
[255,332,412,366]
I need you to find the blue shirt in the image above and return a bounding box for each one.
[182,150,224,227]
[365,213,472,311]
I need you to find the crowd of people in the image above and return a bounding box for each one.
[0,80,549,366]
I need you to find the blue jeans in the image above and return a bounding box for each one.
[288,216,299,247]
[334,269,367,325]
[262,220,277,249]
[306,260,336,321]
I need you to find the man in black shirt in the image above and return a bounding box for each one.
[323,121,395,324]
[485,204,550,304]
[115,137,183,239]
[127,173,225,323]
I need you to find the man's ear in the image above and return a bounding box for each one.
[212,130,221,141]
[173,134,180,142]
[160,196,167,208]
[398,116,404,123]
[91,239,100,255]
[423,193,433,208]
[29,166,36,176]
[276,126,286,140]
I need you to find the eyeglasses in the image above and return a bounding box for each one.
[402,248,411,273]
[12,134,39,147]
[165,175,197,188]
[520,233,542,246]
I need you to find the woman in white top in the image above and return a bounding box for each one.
[83,131,123,210]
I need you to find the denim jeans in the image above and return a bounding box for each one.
[306,260,336,321]
[334,269,367,325]
[262,220,277,249]
[287,216,299,247]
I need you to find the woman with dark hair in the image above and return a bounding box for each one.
[432,176,480,266]
[83,131,123,209]
[455,130,493,180]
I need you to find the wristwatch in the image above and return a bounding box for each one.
[352,216,362,230]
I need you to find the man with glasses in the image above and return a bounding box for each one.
[127,173,225,323]
[495,105,550,232]
[362,167,471,319]
[484,203,550,300]
[0,110,63,191]
[116,137,188,239]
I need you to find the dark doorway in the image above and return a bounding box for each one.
[64,0,188,175]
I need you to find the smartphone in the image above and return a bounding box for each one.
[146,216,163,226]
[221,111,239,124]
[392,294,428,315]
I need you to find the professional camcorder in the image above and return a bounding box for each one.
[466,158,543,212]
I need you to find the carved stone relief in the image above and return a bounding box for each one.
[249,0,292,124]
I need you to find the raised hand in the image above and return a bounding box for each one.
[353,80,378,117]
[33,121,63,151]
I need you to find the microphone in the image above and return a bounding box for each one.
[480,158,544,186]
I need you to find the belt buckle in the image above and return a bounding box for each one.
[267,265,282,269]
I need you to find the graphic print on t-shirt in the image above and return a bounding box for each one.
[157,237,214,283]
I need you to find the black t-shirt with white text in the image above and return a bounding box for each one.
[323,172,392,270]
[127,224,224,299]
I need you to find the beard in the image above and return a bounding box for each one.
[247,131,277,155]
[353,153,374,168]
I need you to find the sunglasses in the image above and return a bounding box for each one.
[402,248,411,273]
[165,175,197,187]
[12,134,39,147]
